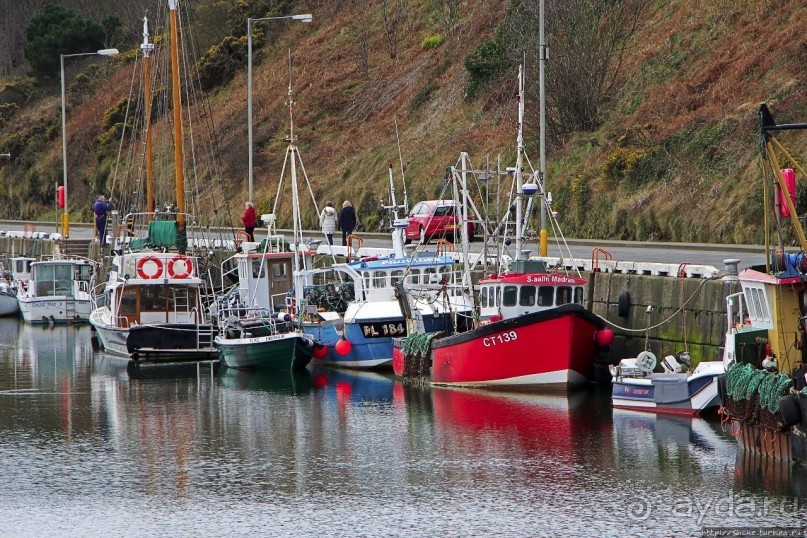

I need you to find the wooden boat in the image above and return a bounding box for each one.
[717,103,807,462]
[90,2,217,363]
[16,256,95,323]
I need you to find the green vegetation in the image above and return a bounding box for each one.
[421,35,444,50]
[24,5,105,78]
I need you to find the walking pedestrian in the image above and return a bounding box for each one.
[339,200,357,246]
[241,201,257,241]
[319,201,338,245]
[93,195,111,246]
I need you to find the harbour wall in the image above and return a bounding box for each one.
[588,271,741,364]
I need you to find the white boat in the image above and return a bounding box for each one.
[0,260,19,316]
[15,256,95,324]
[90,230,216,361]
[610,350,724,416]
[89,4,216,363]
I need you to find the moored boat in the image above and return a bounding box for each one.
[16,256,95,324]
[394,66,611,389]
[717,103,807,462]
[610,350,724,416]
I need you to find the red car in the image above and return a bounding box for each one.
[404,200,475,244]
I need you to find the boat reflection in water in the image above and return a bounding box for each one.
[309,367,395,404]
[218,366,313,395]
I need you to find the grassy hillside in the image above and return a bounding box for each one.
[1,0,806,245]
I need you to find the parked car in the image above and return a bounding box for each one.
[404,200,475,244]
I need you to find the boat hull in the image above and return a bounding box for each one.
[611,371,721,417]
[0,291,19,316]
[428,304,604,389]
[19,297,91,323]
[216,332,313,371]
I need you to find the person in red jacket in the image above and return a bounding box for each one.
[241,202,257,241]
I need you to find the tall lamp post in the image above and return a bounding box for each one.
[60,48,119,238]
[247,13,312,203]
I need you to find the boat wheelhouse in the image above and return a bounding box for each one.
[90,217,216,361]
[16,257,95,323]
[302,252,472,369]
[478,270,587,323]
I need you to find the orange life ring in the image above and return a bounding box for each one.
[167,254,193,279]
[136,256,163,279]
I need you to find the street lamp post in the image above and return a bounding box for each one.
[247,13,312,203]
[60,48,119,238]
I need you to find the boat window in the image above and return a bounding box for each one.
[272,263,287,278]
[391,270,403,286]
[34,265,53,296]
[120,287,138,315]
[494,286,501,306]
[409,269,420,284]
[503,285,518,307]
[557,286,572,305]
[574,287,584,305]
[425,267,437,283]
[362,271,371,291]
[481,286,488,307]
[519,285,536,306]
[54,265,73,296]
[251,260,266,278]
[373,271,387,288]
[77,265,93,281]
[15,260,26,274]
[755,288,770,322]
[537,286,554,306]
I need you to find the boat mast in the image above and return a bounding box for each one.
[515,64,525,261]
[538,0,548,256]
[141,17,155,218]
[285,52,306,309]
[168,0,186,244]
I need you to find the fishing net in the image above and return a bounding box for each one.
[400,332,441,378]
[303,283,355,313]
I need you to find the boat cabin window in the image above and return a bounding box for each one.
[16,259,32,274]
[495,286,501,306]
[503,285,517,307]
[252,261,266,278]
[362,271,371,291]
[519,285,536,306]
[76,265,93,282]
[408,269,420,284]
[747,287,770,323]
[391,270,403,286]
[537,286,554,306]
[424,267,437,283]
[574,287,584,305]
[272,263,287,278]
[481,286,488,307]
[35,264,73,297]
[373,271,387,288]
[140,285,194,311]
[556,286,573,305]
[120,287,138,317]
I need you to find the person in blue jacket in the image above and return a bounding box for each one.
[93,195,111,246]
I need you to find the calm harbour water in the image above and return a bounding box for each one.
[0,318,804,537]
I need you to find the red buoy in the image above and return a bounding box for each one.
[596,328,614,347]
[335,338,352,355]
[313,344,328,359]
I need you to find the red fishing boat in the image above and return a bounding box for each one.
[394,267,611,388]
[393,66,612,389]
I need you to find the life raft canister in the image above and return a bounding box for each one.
[136,256,163,279]
[167,254,193,279]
